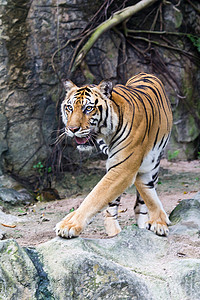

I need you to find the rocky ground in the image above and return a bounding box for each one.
[0,159,200,247]
[0,159,200,300]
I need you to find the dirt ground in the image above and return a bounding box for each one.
[1,159,200,247]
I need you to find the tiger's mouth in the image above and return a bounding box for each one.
[75,136,90,145]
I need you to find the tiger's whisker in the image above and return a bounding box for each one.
[51,132,66,145]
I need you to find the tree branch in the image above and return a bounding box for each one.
[129,35,200,61]
[71,0,159,72]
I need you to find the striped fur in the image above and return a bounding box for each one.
[56,73,173,238]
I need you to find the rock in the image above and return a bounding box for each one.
[38,236,153,300]
[0,228,5,240]
[0,174,25,189]
[0,188,33,206]
[0,113,8,175]
[42,104,56,144]
[1,192,200,299]
[5,119,47,176]
[0,209,27,226]
[194,191,200,200]
[0,240,38,300]
[169,193,200,235]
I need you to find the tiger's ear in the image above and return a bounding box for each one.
[98,80,113,99]
[63,80,77,93]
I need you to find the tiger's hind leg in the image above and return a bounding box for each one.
[135,170,170,236]
[104,196,121,236]
[134,190,149,228]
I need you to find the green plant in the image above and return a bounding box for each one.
[33,162,52,176]
[187,34,200,53]
[198,152,200,160]
[167,150,180,161]
[33,161,44,176]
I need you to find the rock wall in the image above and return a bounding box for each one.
[0,0,199,180]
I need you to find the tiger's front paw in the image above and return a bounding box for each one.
[145,221,169,236]
[55,210,85,238]
[146,211,170,236]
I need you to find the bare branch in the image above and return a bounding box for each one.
[71,0,159,72]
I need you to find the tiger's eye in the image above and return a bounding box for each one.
[85,106,93,112]
[66,105,73,112]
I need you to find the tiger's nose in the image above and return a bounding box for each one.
[68,126,80,133]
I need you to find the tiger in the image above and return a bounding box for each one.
[55,73,173,238]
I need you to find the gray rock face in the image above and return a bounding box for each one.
[0,114,8,176]
[1,192,200,299]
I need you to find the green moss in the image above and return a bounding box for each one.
[188,115,198,138]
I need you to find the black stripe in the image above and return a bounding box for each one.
[114,87,133,106]
[136,199,145,205]
[152,172,158,180]
[109,140,132,159]
[103,101,109,128]
[85,91,91,97]
[154,85,169,122]
[153,159,160,170]
[158,135,165,149]
[145,181,154,189]
[109,122,128,150]
[107,151,134,172]
[139,85,161,123]
[109,90,135,151]
[114,86,139,109]
[131,88,155,123]
[109,98,123,144]
[153,128,160,149]
[97,105,103,127]
[162,135,170,150]
[98,139,104,145]
[108,203,120,207]
[102,145,108,152]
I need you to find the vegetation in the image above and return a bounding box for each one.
[167,150,180,161]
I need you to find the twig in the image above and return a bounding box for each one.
[186,0,200,13]
[1,223,16,228]
[126,29,199,38]
[150,2,160,30]
[128,35,198,60]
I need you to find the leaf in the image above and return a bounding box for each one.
[69,207,75,213]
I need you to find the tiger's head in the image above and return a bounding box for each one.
[61,80,113,147]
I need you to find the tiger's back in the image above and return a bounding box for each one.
[112,73,172,156]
